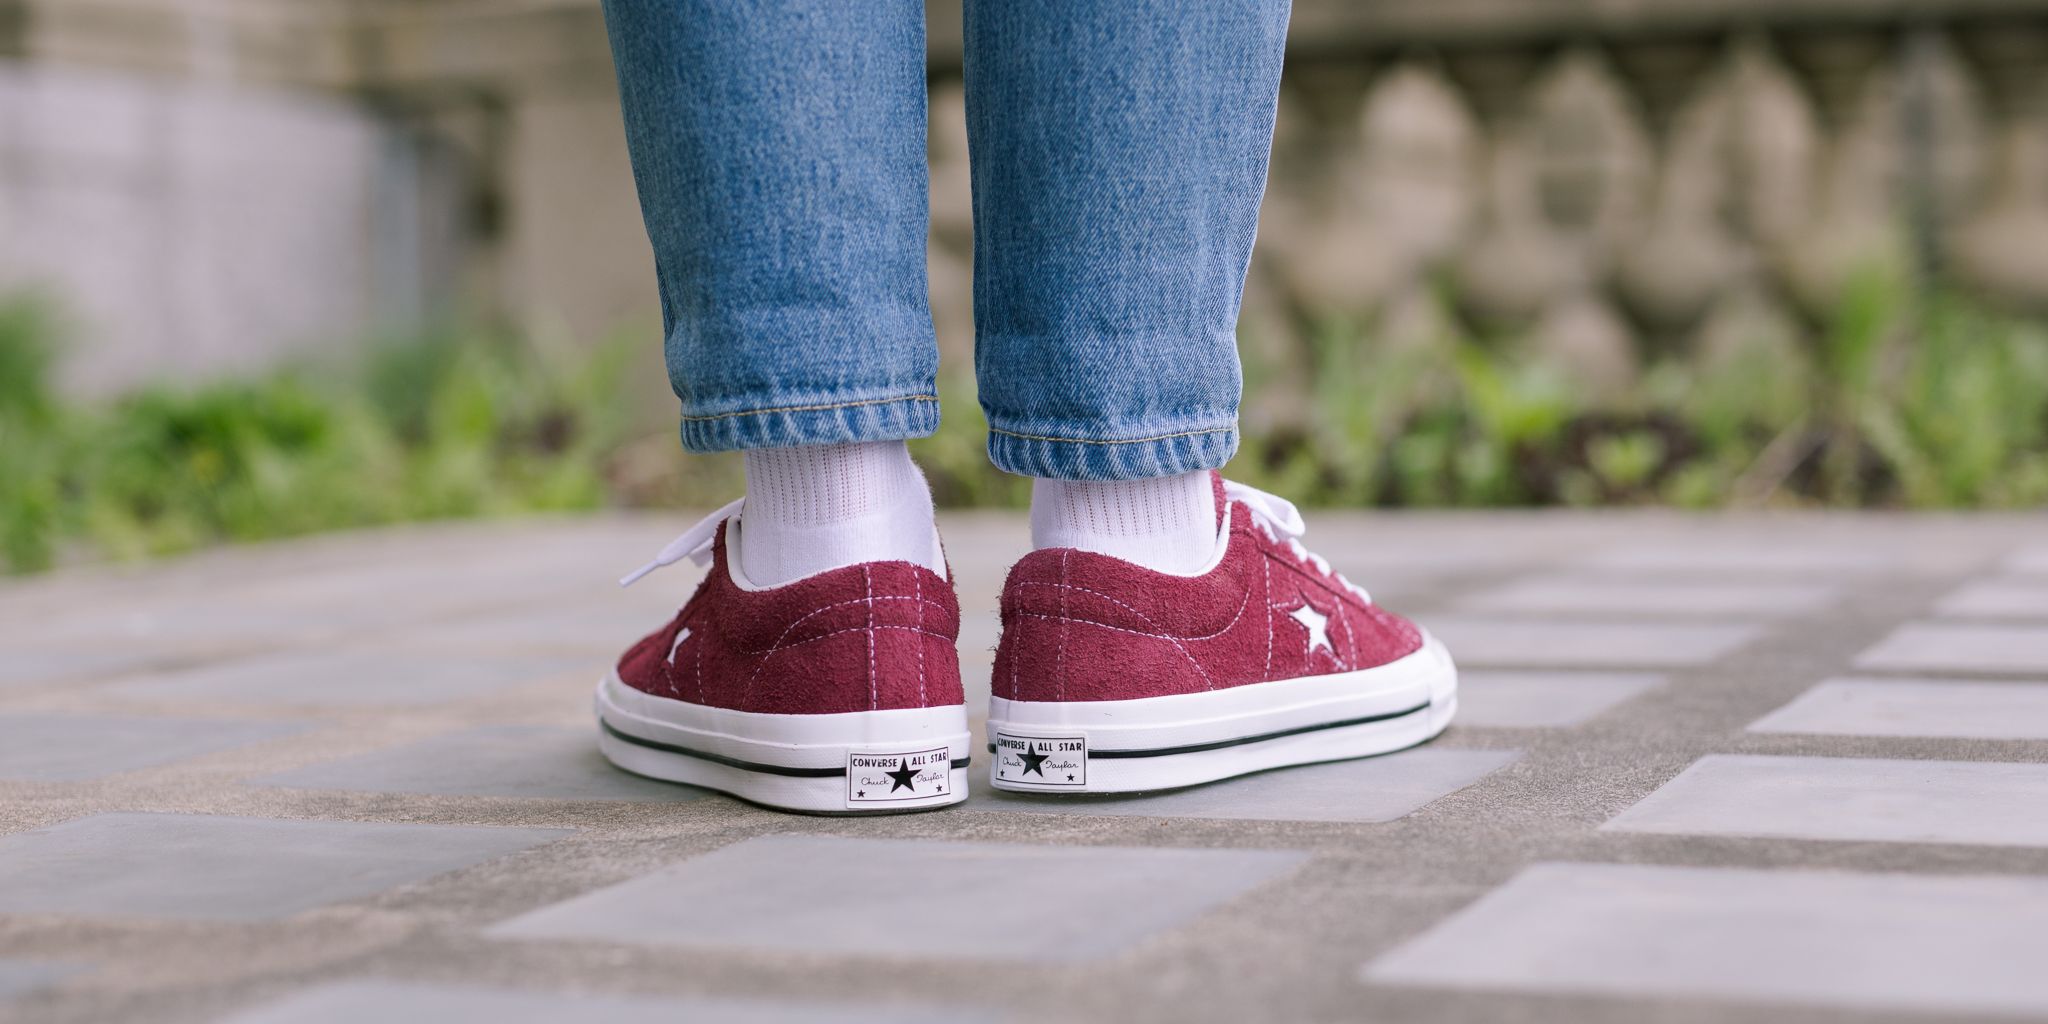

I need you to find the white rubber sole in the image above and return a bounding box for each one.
[594,672,971,814]
[986,631,1457,794]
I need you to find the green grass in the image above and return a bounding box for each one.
[4,276,2047,575]
[0,309,646,573]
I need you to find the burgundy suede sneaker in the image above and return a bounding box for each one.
[987,473,1456,793]
[598,499,970,814]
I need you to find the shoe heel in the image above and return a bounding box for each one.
[988,729,1094,792]
[595,674,971,815]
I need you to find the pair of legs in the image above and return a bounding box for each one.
[601,0,1287,493]
[596,0,1457,814]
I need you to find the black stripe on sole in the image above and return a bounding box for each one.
[987,700,1434,760]
[600,719,971,778]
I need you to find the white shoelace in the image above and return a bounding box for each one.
[621,484,1371,603]
[619,497,745,587]
[1222,479,1372,604]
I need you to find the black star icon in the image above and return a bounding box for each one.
[856,791,866,798]
[885,759,920,793]
[1017,747,1049,777]
[1066,774,1075,781]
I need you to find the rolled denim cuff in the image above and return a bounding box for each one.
[985,422,1238,481]
[678,393,939,452]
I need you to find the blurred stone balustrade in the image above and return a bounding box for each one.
[1242,0,2048,390]
[3,0,2045,393]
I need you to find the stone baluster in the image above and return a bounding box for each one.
[1605,33,1742,355]
[1951,20,2048,312]
[1442,43,1565,335]
[1773,26,1901,319]
[1240,75,1331,423]
[1258,59,1391,324]
[1695,35,1813,368]
[1525,50,1644,393]
[926,80,975,367]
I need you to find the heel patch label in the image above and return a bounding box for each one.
[993,732,1088,787]
[847,747,953,807]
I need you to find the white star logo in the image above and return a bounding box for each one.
[1290,602,1333,658]
[667,626,692,664]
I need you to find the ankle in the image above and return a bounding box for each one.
[737,441,941,586]
[1028,470,1220,574]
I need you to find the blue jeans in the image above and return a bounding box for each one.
[600,0,1289,480]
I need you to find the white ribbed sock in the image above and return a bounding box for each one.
[737,441,942,587]
[1029,470,1220,574]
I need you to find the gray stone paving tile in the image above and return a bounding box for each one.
[220,980,979,1024]
[1579,542,1894,574]
[1455,671,1666,728]
[101,650,585,707]
[491,834,1306,962]
[1420,618,1762,668]
[2007,545,2048,574]
[1603,754,2048,847]
[399,606,644,654]
[0,959,83,1001]
[0,813,570,921]
[1934,579,2048,618]
[3,593,488,659]
[1351,574,1440,605]
[220,566,576,627]
[968,749,1517,822]
[0,650,161,690]
[0,714,304,781]
[254,725,704,802]
[1854,623,2048,674]
[1456,578,1835,618]
[1364,861,2048,1016]
[1749,678,2048,739]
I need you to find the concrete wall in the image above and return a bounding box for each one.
[500,84,656,346]
[0,62,394,395]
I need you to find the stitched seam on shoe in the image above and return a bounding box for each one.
[662,619,692,700]
[749,594,932,663]
[988,424,1234,446]
[736,596,953,691]
[759,623,953,649]
[1008,607,1022,700]
[864,566,876,712]
[1055,552,1069,702]
[1270,546,1370,612]
[1263,557,1274,678]
[1338,600,1357,670]
[678,394,937,422]
[739,610,756,710]
[658,625,679,699]
[1323,596,1350,672]
[1012,581,1252,643]
[1013,612,1216,690]
[730,620,965,700]
[914,572,926,707]
[1266,554,1318,670]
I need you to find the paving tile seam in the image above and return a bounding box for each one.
[0,593,621,697]
[1724,736,2048,762]
[11,799,2041,885]
[1819,667,2048,684]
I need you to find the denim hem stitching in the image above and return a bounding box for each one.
[986,424,1235,446]
[678,394,938,423]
